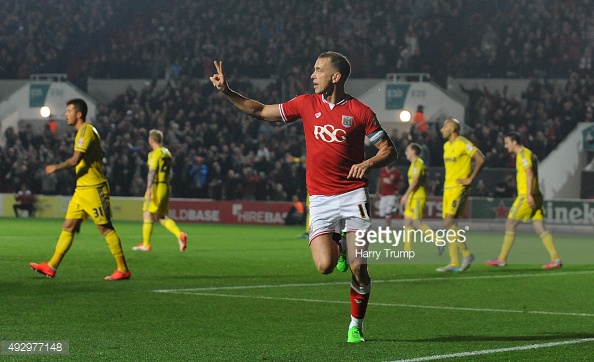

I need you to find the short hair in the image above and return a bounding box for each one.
[67,98,88,120]
[445,118,460,133]
[409,142,422,156]
[149,129,163,144]
[505,131,522,145]
[318,51,351,80]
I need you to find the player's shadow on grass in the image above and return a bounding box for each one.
[396,332,594,343]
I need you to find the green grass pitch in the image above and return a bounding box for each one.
[1,217,593,361]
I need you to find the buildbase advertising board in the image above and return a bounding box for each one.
[168,199,293,225]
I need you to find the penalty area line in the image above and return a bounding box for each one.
[386,337,594,362]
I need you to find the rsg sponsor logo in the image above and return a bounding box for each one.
[313,125,346,143]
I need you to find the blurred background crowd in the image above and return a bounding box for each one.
[1,0,593,200]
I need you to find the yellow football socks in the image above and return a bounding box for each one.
[421,223,433,241]
[142,220,153,246]
[447,241,460,267]
[498,231,516,261]
[48,230,74,269]
[540,231,560,260]
[104,229,128,272]
[449,224,471,259]
[404,226,414,251]
[160,217,181,239]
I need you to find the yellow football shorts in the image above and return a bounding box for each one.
[65,183,112,225]
[404,197,426,220]
[508,194,544,222]
[442,186,469,219]
[143,183,171,215]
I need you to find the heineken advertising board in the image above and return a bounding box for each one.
[471,198,594,225]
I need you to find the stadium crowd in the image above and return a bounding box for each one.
[1,0,594,199]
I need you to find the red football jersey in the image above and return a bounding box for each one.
[379,167,401,196]
[280,94,386,196]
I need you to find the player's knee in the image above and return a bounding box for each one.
[314,259,335,275]
[313,253,335,274]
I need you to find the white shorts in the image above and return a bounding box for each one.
[308,187,372,242]
[378,195,397,217]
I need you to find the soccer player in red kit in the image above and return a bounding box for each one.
[374,163,402,227]
[210,51,397,343]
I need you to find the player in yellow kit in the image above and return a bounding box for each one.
[399,143,435,252]
[437,118,485,272]
[485,131,561,269]
[30,98,130,280]
[133,129,187,252]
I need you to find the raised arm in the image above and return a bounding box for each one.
[210,61,282,122]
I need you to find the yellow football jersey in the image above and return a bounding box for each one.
[516,147,541,196]
[408,157,427,198]
[74,123,107,187]
[443,135,477,189]
[148,146,172,185]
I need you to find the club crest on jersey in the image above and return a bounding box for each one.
[342,116,353,128]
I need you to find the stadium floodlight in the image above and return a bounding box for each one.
[40,106,51,118]
[399,110,411,122]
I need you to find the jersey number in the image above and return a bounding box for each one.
[160,157,172,174]
[92,207,104,218]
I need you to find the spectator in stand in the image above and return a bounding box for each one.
[412,105,428,134]
[13,184,35,217]
[34,164,58,195]
[494,174,516,198]
[530,131,548,161]
[189,156,208,198]
[470,179,490,197]
[208,162,224,200]
[285,195,306,225]
[223,169,242,200]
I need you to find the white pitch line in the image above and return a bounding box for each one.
[386,338,594,362]
[152,270,594,293]
[160,291,594,317]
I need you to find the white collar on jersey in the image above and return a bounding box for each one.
[322,94,349,110]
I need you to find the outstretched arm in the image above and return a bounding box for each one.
[46,151,83,175]
[210,61,282,122]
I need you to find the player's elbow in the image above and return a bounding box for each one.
[386,146,398,162]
